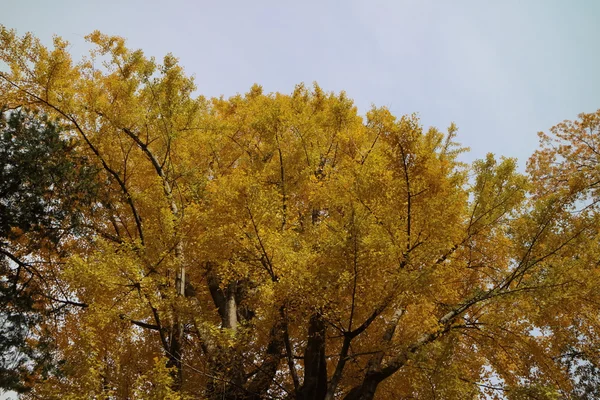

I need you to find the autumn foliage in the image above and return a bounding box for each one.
[1,26,600,399]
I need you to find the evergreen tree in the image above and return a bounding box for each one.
[0,109,97,392]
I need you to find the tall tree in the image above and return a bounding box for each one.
[1,26,598,399]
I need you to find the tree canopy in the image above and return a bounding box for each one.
[1,25,600,399]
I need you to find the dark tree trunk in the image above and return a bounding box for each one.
[298,313,327,400]
[166,323,183,390]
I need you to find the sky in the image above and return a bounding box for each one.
[2,0,600,168]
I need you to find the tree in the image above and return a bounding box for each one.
[1,25,598,399]
[528,110,600,400]
[0,109,98,392]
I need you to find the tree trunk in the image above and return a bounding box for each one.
[299,313,327,400]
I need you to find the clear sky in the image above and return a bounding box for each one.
[2,0,600,167]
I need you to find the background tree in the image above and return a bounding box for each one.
[1,26,599,399]
[0,109,98,392]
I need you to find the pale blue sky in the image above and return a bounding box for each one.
[2,0,600,167]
